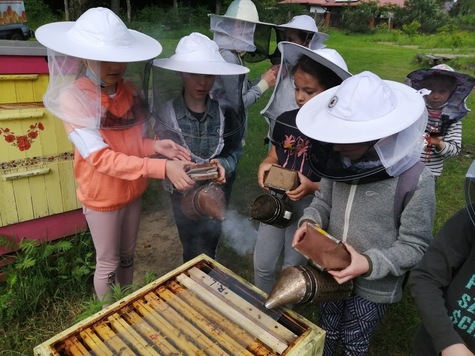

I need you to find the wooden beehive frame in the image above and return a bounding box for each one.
[34,255,325,355]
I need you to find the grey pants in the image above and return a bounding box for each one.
[253,195,312,294]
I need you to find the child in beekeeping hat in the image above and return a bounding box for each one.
[151,32,249,263]
[35,7,194,304]
[292,71,436,355]
[406,64,475,178]
[253,41,351,295]
[209,0,279,142]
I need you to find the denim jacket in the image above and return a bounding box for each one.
[154,94,242,180]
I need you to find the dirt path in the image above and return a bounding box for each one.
[133,207,183,284]
[133,205,258,284]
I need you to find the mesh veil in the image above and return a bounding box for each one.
[43,49,151,130]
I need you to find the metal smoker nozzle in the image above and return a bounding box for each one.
[265,265,354,309]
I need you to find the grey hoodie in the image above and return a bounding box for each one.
[299,168,435,304]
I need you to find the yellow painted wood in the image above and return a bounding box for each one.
[0,81,16,104]
[28,167,51,218]
[57,161,81,212]
[2,167,50,180]
[0,179,18,228]
[0,69,82,227]
[0,108,45,120]
[12,177,34,222]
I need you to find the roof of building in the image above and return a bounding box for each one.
[278,0,405,7]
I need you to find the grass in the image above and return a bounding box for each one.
[2,28,475,355]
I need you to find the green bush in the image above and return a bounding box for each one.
[0,233,94,323]
[402,20,421,36]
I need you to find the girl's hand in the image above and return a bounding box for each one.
[292,223,308,247]
[154,139,191,161]
[165,161,195,191]
[441,344,474,356]
[210,159,226,184]
[257,162,277,188]
[327,244,369,284]
[286,173,319,201]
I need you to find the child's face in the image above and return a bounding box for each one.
[181,73,216,101]
[293,68,326,107]
[88,61,127,88]
[333,142,373,161]
[284,29,309,47]
[424,87,452,109]
[420,75,456,109]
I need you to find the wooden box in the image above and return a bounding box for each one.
[0,40,86,254]
[34,255,325,355]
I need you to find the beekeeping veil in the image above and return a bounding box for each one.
[261,42,351,144]
[296,71,428,182]
[35,7,162,130]
[465,161,475,225]
[151,32,249,164]
[268,15,329,64]
[406,64,475,122]
[209,0,275,63]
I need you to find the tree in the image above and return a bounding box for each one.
[394,0,448,33]
[110,0,119,15]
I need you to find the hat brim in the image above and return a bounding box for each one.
[296,80,426,144]
[406,68,475,100]
[152,58,249,75]
[208,13,275,26]
[278,41,351,81]
[276,24,329,41]
[35,22,162,62]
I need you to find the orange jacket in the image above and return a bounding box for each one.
[66,78,166,211]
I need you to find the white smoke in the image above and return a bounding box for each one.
[221,209,258,256]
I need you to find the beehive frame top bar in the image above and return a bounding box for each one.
[34,254,325,356]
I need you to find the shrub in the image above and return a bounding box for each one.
[0,233,95,323]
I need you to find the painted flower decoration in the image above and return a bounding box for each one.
[0,122,44,151]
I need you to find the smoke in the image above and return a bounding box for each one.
[221,209,258,256]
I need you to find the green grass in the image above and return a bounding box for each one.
[2,28,475,355]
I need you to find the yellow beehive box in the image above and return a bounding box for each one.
[0,40,84,252]
[34,255,326,356]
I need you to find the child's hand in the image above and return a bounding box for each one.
[327,244,369,284]
[154,139,191,161]
[165,161,195,191]
[441,343,474,356]
[261,64,280,88]
[292,221,321,247]
[286,172,319,201]
[210,159,226,184]
[257,162,279,189]
[429,136,445,151]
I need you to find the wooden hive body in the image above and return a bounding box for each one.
[34,255,325,355]
[0,40,86,254]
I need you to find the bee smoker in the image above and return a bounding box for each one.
[264,264,354,309]
[250,165,299,229]
[181,182,227,221]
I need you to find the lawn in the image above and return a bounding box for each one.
[1,28,475,355]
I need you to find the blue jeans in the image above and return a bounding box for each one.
[253,195,312,294]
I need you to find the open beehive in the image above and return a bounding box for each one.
[34,255,325,355]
